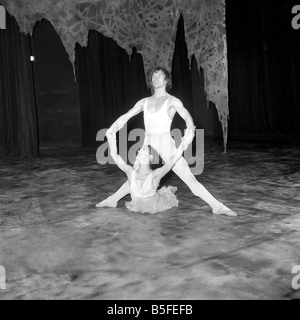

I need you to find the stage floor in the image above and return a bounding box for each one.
[0,140,300,300]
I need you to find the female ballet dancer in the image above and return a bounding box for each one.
[105,129,185,214]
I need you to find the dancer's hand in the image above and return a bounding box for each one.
[182,126,195,150]
[106,129,117,141]
[106,119,122,137]
[106,127,115,136]
[181,133,193,151]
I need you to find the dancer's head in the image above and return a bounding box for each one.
[150,67,172,91]
[134,145,153,170]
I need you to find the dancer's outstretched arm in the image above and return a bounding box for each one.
[153,141,185,181]
[170,97,196,150]
[107,98,146,134]
[106,131,132,177]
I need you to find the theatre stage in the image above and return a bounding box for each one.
[0,140,299,300]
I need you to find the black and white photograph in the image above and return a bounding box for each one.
[0,0,300,303]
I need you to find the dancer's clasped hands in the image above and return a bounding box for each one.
[181,126,196,151]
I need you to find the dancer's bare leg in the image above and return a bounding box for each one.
[171,157,237,216]
[152,134,237,216]
[96,180,130,207]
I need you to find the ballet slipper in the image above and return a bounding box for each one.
[96,197,117,208]
[213,204,237,217]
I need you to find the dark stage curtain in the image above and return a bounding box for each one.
[0,11,39,157]
[226,0,300,139]
[171,16,195,132]
[75,31,150,147]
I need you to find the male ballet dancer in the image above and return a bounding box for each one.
[97,67,237,216]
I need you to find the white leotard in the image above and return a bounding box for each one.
[143,96,172,134]
[130,170,157,198]
[126,170,178,214]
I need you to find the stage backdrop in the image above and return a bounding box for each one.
[0,9,39,157]
[226,1,300,140]
[1,0,230,151]
[75,15,213,147]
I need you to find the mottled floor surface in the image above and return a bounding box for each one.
[0,140,300,300]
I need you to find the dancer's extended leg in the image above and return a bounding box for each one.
[149,134,237,216]
[171,157,236,216]
[96,180,130,207]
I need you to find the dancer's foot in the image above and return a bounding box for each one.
[96,197,117,208]
[213,204,237,217]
